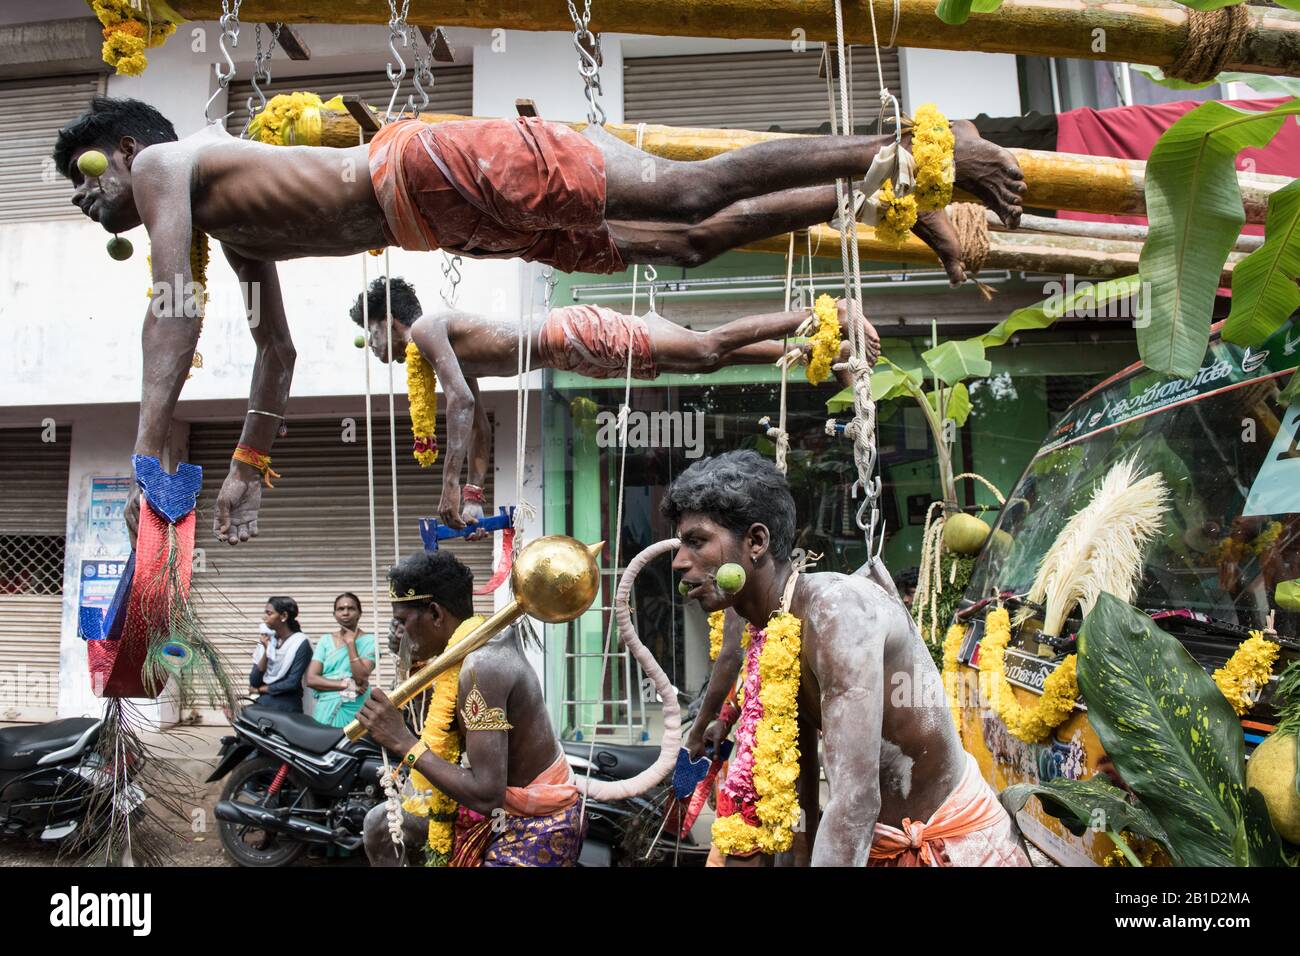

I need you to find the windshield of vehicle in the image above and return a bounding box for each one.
[968,321,1300,632]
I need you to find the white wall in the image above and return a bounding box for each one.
[474,29,624,124]
[899,49,1021,118]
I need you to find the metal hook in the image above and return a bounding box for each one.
[385,21,411,121]
[204,15,240,125]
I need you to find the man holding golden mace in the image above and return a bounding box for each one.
[356,535,601,867]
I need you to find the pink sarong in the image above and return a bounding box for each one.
[869,754,1031,867]
[537,304,657,379]
[368,117,625,274]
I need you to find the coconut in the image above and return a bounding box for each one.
[1246,731,1300,844]
[942,512,990,555]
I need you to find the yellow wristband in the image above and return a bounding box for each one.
[403,738,429,769]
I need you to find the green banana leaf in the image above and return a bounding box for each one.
[825,360,923,414]
[1138,99,1300,379]
[1223,179,1300,347]
[1001,777,1176,862]
[1077,594,1248,866]
[921,339,991,385]
[935,0,1002,26]
[979,275,1143,349]
[1130,64,1300,98]
[1170,0,1256,11]
[928,381,971,426]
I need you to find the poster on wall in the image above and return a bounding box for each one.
[86,475,131,558]
[78,558,128,620]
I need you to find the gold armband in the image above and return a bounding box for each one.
[460,674,513,732]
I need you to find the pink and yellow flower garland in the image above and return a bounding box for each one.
[712,612,802,857]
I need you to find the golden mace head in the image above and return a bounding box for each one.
[510,535,604,623]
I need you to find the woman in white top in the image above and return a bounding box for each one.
[249,596,312,713]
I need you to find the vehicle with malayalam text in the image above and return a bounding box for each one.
[953,318,1300,866]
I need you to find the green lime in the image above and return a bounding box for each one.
[77,149,108,177]
[354,335,367,349]
[678,579,690,596]
[715,563,746,594]
[106,236,133,261]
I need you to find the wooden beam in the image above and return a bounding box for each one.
[311,110,1287,223]
[171,0,1300,78]
[272,23,311,60]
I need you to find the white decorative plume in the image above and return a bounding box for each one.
[1027,457,1169,638]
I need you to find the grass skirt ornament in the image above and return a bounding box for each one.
[77,455,235,865]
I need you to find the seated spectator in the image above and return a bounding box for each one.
[306,592,377,727]
[249,596,312,713]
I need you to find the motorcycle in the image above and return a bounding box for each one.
[0,716,145,845]
[563,738,711,867]
[207,704,385,867]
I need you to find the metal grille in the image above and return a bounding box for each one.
[623,48,902,131]
[0,534,65,596]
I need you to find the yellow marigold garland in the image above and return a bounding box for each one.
[708,610,726,662]
[405,342,439,466]
[872,178,917,247]
[711,611,802,857]
[403,614,484,865]
[91,0,178,76]
[941,622,965,734]
[978,607,1078,744]
[247,92,349,147]
[1212,631,1280,716]
[805,293,842,385]
[910,104,955,213]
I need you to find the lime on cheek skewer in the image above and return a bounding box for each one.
[715,563,746,594]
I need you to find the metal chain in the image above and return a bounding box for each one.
[204,0,243,125]
[567,0,605,126]
[240,22,282,138]
[385,0,413,123]
[410,25,436,113]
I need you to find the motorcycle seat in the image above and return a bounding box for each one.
[562,739,659,781]
[242,707,343,754]
[0,717,100,771]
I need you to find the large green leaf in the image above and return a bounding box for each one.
[1130,64,1300,98]
[1077,594,1246,867]
[1138,99,1300,378]
[825,360,923,413]
[1242,788,1288,867]
[921,339,991,385]
[928,381,971,427]
[1001,777,1176,861]
[934,0,1002,26]
[1223,179,1300,347]
[979,275,1143,349]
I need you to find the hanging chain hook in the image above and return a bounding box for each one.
[542,267,558,312]
[440,252,462,308]
[241,22,282,139]
[567,0,606,127]
[205,0,243,125]
[384,0,413,123]
[410,26,435,113]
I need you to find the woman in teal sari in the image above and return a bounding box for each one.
[306,592,377,727]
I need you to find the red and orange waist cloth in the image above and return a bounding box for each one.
[449,754,586,867]
[369,116,625,275]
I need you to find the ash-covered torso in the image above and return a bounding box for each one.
[788,573,966,828]
[166,126,388,260]
[441,311,550,377]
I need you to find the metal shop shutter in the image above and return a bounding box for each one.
[623,48,902,131]
[0,74,105,224]
[225,65,474,136]
[0,426,71,722]
[185,414,493,702]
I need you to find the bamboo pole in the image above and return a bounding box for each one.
[315,109,1288,223]
[995,210,1265,253]
[173,0,1300,78]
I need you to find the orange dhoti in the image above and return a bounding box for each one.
[368,117,625,274]
[537,304,658,379]
[869,754,1032,867]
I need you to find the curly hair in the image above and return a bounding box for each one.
[661,450,796,559]
[53,96,178,180]
[350,276,423,329]
[388,550,474,620]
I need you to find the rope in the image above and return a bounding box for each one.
[1167,4,1251,85]
[953,471,1006,506]
[765,231,800,474]
[947,201,997,300]
[383,250,401,560]
[513,271,545,530]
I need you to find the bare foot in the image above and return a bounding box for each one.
[835,298,881,366]
[950,119,1025,228]
[912,208,967,285]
